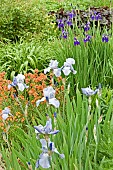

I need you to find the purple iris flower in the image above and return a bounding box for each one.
[90,12,102,21]
[54,112,57,118]
[58,19,64,29]
[84,22,90,32]
[74,37,80,46]
[102,35,109,43]
[96,13,102,20]
[68,10,76,19]
[66,19,72,26]
[62,30,68,39]
[91,15,95,20]
[84,35,92,43]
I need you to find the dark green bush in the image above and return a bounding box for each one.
[0,1,50,42]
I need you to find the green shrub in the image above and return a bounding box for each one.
[0,40,54,78]
[0,1,52,42]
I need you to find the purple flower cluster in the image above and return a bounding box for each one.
[58,10,76,39]
[68,10,76,19]
[90,11,102,21]
[57,9,109,45]
[84,22,90,32]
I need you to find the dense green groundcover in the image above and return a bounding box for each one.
[0,0,113,169]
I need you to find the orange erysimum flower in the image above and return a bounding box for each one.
[25,78,30,84]
[61,85,64,91]
[19,95,24,100]
[34,69,39,73]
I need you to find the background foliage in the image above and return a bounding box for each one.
[0,0,113,169]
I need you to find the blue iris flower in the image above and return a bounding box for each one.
[84,35,92,43]
[74,37,80,46]
[102,35,109,43]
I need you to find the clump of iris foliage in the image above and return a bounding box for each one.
[0,0,113,170]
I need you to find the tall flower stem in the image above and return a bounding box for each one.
[62,78,66,119]
[15,96,25,114]
[53,112,57,131]
[2,121,11,152]
[88,96,92,122]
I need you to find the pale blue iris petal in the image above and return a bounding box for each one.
[44,118,52,133]
[53,68,61,77]
[34,125,44,134]
[43,86,55,99]
[59,154,65,159]
[70,65,77,74]
[36,97,45,107]
[49,98,60,108]
[49,60,58,69]
[81,87,95,96]
[48,141,65,159]
[1,107,13,120]
[62,67,71,76]
[40,139,47,149]
[44,67,51,74]
[2,114,9,120]
[39,153,51,169]
[49,130,60,135]
[17,83,25,91]
[66,58,75,66]
[2,107,10,114]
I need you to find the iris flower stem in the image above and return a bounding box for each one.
[87,96,91,122]
[28,164,33,170]
[15,97,25,114]
[62,78,66,119]
[52,163,55,170]
[85,128,88,144]
[2,121,11,152]
[54,117,57,131]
